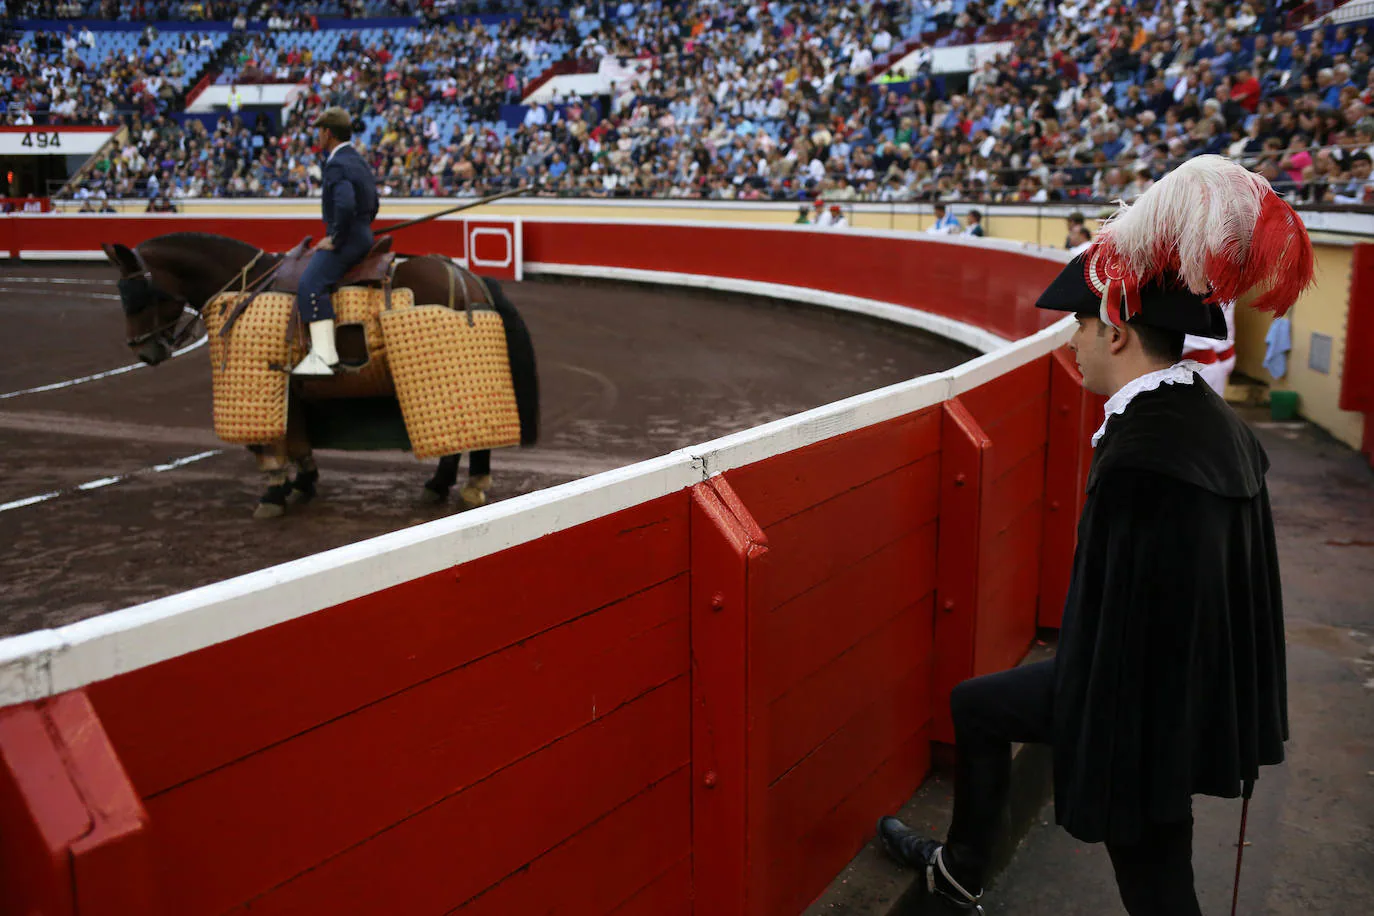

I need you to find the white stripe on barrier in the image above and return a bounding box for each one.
[0,311,1073,707]
[525,262,1011,354]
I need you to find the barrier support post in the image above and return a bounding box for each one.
[690,479,767,916]
[0,690,153,916]
[933,398,991,745]
[1038,349,1088,629]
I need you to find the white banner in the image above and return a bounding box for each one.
[0,129,117,156]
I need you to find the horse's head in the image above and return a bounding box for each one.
[102,242,198,366]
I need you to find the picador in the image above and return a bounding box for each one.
[293,106,380,376]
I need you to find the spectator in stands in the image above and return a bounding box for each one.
[962,208,985,237]
[927,203,961,234]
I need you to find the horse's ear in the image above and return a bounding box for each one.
[102,243,140,275]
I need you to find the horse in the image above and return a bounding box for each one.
[102,232,539,519]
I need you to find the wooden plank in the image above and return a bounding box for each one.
[451,769,691,916]
[975,515,1043,676]
[608,857,692,916]
[958,357,1048,428]
[154,583,690,916]
[749,456,940,614]
[89,493,691,800]
[724,408,941,528]
[765,728,931,916]
[224,678,690,916]
[757,524,936,704]
[764,599,932,784]
[982,447,1047,544]
[45,692,153,916]
[932,399,989,744]
[765,665,929,841]
[689,483,759,916]
[0,703,85,916]
[982,389,1049,481]
[1040,349,1087,628]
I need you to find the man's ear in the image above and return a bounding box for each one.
[101,243,141,275]
[1107,321,1131,355]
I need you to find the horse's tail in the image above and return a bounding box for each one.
[482,276,540,447]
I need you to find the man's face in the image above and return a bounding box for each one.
[1068,313,1114,395]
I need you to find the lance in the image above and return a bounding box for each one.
[376,186,532,237]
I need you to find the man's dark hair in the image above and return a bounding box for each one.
[1130,322,1185,363]
[969,208,982,221]
[328,123,353,142]
[934,203,947,214]
[1067,210,1085,226]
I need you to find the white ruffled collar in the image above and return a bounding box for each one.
[1092,361,1201,447]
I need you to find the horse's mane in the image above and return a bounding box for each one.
[140,232,265,255]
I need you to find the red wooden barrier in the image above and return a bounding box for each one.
[521,221,1062,342]
[1339,243,1374,467]
[63,495,690,914]
[0,692,152,916]
[723,409,941,914]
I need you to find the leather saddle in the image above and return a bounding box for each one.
[270,236,395,294]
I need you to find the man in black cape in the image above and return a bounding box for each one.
[877,155,1313,915]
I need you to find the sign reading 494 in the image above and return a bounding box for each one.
[20,131,61,149]
[0,128,115,156]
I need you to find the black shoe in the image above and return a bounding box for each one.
[876,817,985,913]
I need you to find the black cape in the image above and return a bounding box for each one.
[1052,375,1288,845]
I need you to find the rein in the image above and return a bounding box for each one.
[123,247,201,351]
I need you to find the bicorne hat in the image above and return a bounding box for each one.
[1035,155,1314,338]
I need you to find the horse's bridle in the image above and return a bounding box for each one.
[120,247,202,351]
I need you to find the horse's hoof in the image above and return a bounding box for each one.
[458,486,488,510]
[253,501,286,520]
[420,485,448,505]
[287,487,316,505]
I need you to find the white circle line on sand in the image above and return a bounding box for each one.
[0,276,116,286]
[0,286,122,301]
[0,449,224,514]
[0,332,208,401]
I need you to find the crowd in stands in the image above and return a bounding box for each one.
[4,0,1372,207]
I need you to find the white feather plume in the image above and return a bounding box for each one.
[1096,155,1273,295]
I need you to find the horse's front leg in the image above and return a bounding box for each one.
[250,442,294,520]
[289,451,319,504]
[458,450,493,510]
[422,454,462,504]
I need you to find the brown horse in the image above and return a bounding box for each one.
[102,232,539,518]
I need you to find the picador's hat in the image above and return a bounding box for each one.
[311,107,354,131]
[1036,155,1314,338]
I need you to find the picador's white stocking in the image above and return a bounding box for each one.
[292,320,339,376]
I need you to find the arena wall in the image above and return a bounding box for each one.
[0,217,1114,915]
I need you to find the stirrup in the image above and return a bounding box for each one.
[927,846,985,914]
[291,351,339,376]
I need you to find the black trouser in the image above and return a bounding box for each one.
[943,661,1201,916]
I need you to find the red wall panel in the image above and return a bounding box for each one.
[721,409,942,915]
[76,494,692,915]
[523,222,1063,341]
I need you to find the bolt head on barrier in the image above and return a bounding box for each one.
[954,473,967,487]
[704,770,718,788]
[710,592,725,611]
[942,599,956,613]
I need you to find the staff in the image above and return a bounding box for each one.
[377,186,532,237]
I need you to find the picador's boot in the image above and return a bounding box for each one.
[292,319,340,376]
[877,817,985,914]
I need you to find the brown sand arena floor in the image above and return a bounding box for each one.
[0,264,974,636]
